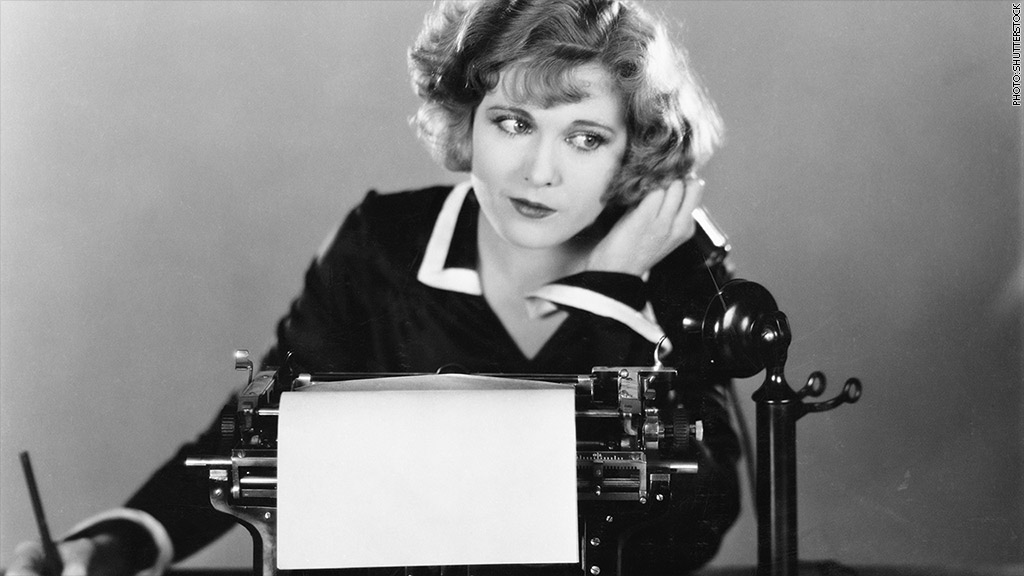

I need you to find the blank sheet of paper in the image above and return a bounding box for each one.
[277,374,578,570]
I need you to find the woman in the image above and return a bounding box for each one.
[10,1,740,574]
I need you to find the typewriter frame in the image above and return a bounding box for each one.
[187,354,705,576]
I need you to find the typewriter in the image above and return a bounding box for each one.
[188,353,700,576]
[187,279,862,576]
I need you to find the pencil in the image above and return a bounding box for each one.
[19,451,64,576]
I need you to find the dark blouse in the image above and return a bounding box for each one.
[119,183,741,575]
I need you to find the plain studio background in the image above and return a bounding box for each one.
[1,1,1020,570]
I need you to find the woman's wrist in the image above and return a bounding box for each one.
[65,520,156,574]
[62,509,172,576]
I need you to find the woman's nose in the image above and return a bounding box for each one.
[523,138,561,188]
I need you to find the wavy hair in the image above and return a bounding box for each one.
[408,0,722,207]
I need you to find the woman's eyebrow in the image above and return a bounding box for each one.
[571,119,620,134]
[485,105,534,118]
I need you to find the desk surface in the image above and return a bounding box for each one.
[170,562,1024,576]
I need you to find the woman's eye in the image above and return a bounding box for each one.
[496,117,531,135]
[567,133,606,152]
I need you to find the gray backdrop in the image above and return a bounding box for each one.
[1,1,1021,569]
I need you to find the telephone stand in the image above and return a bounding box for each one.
[703,280,862,576]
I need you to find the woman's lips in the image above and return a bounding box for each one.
[509,197,556,219]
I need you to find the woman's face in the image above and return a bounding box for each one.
[470,64,628,251]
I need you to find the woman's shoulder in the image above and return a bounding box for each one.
[317,184,458,269]
[351,184,454,229]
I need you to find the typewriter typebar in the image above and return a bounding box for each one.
[186,351,705,576]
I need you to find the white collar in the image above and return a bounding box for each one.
[416,181,483,295]
[414,182,668,349]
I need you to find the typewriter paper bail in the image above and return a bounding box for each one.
[277,374,579,569]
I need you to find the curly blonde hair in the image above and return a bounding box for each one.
[408,0,722,207]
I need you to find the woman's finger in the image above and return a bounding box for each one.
[7,541,45,576]
[617,187,665,236]
[635,186,666,219]
[59,538,93,576]
[656,179,686,221]
[672,177,706,235]
[682,176,705,212]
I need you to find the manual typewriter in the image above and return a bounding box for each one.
[187,278,862,576]
[188,349,703,576]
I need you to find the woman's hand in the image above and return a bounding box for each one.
[586,176,706,276]
[7,534,132,576]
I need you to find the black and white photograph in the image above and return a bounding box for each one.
[1,2,1020,575]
